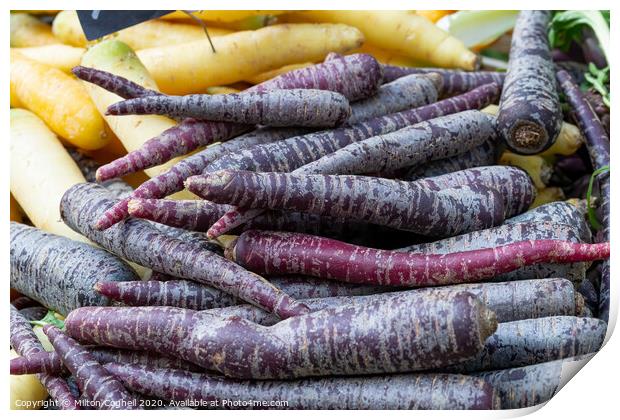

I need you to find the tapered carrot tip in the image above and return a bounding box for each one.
[185,171,234,197]
[126,199,143,217]
[42,324,61,338]
[93,198,131,230]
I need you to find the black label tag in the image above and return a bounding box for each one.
[76,10,174,40]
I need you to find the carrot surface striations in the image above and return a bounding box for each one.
[43,325,141,410]
[72,66,161,99]
[10,305,80,410]
[411,166,535,218]
[188,171,505,237]
[228,230,608,287]
[107,363,500,409]
[10,222,139,315]
[65,290,497,379]
[399,221,589,282]
[450,316,606,373]
[381,65,506,94]
[107,89,352,128]
[297,110,496,176]
[60,183,309,319]
[497,11,562,154]
[11,347,201,376]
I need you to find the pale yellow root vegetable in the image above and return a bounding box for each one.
[283,11,478,70]
[10,13,59,47]
[11,51,108,150]
[10,350,48,410]
[205,86,242,95]
[415,10,457,23]
[499,152,553,189]
[137,23,364,94]
[52,10,232,49]
[483,105,584,157]
[12,45,84,73]
[245,62,314,84]
[10,109,88,242]
[80,41,197,197]
[162,10,285,22]
[353,44,430,67]
[10,194,23,223]
[531,188,566,209]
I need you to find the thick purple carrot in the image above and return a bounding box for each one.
[72,66,161,99]
[107,89,352,128]
[94,54,382,182]
[65,289,497,379]
[296,110,496,176]
[188,171,505,237]
[43,325,141,410]
[106,363,500,409]
[11,346,201,376]
[557,69,610,321]
[381,65,506,94]
[497,11,562,154]
[10,305,80,410]
[60,183,309,319]
[449,316,606,373]
[411,166,535,218]
[402,139,496,180]
[10,222,139,315]
[400,221,589,282]
[227,230,609,287]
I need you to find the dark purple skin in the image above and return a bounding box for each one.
[106,363,500,410]
[204,83,501,175]
[95,54,382,182]
[557,69,610,322]
[66,148,136,198]
[402,138,497,182]
[411,166,535,218]
[72,66,161,99]
[64,290,497,379]
[10,295,39,310]
[107,89,353,128]
[297,110,496,176]
[497,11,562,154]
[380,65,506,95]
[10,305,80,410]
[60,183,309,320]
[19,306,48,321]
[10,346,201,376]
[448,316,606,373]
[399,221,589,282]
[43,325,141,410]
[581,28,608,68]
[187,171,505,237]
[10,222,139,316]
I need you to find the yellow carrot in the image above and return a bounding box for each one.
[11,51,108,150]
[531,188,566,209]
[10,13,58,47]
[205,86,242,95]
[499,152,552,189]
[52,10,232,49]
[245,62,314,84]
[10,194,23,223]
[12,44,84,73]
[10,109,88,242]
[353,44,429,67]
[137,23,364,94]
[161,10,285,22]
[283,10,478,70]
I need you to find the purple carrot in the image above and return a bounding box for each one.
[106,363,500,409]
[43,325,141,410]
[226,230,609,287]
[399,221,589,283]
[381,65,506,94]
[65,289,497,379]
[188,171,505,237]
[107,89,353,128]
[10,222,139,316]
[557,69,610,321]
[11,295,39,310]
[67,148,136,198]
[497,11,562,154]
[10,305,80,410]
[402,138,496,181]
[72,66,161,99]
[19,306,48,321]
[60,183,309,320]
[449,316,606,373]
[94,53,382,182]
[11,346,201,376]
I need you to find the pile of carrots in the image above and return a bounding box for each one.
[10,10,610,410]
